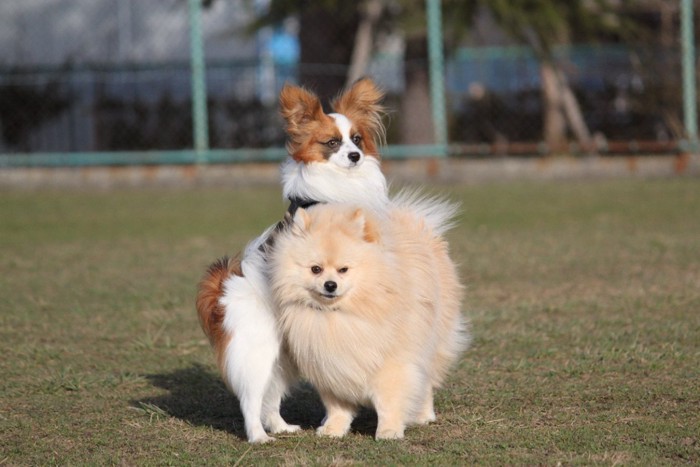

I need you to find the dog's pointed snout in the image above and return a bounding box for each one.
[324,281,338,293]
[348,152,361,163]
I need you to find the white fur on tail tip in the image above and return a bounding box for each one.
[390,189,460,236]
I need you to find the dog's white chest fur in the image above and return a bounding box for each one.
[280,157,389,212]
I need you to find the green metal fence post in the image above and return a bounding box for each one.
[426,0,448,156]
[681,0,698,153]
[188,0,209,162]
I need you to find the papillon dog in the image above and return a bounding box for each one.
[196,79,389,443]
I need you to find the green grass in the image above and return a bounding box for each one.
[1,179,699,465]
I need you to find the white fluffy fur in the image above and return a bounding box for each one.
[390,188,460,236]
[280,155,388,212]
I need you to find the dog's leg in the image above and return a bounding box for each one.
[413,385,436,425]
[238,390,273,443]
[372,398,407,439]
[229,350,276,443]
[220,264,291,443]
[316,391,356,438]
[371,363,421,440]
[222,309,279,443]
[262,366,300,435]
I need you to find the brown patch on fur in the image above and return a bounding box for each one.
[196,256,241,370]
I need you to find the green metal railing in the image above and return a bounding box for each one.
[681,0,698,152]
[0,145,451,168]
[425,0,448,157]
[0,0,449,168]
[188,0,209,161]
[0,1,697,168]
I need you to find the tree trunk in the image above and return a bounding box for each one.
[400,35,434,144]
[541,59,594,154]
[559,69,594,153]
[540,60,567,153]
[346,0,383,87]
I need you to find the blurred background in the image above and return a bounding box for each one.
[0,0,696,165]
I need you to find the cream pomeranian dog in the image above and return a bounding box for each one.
[196,79,390,443]
[269,203,470,440]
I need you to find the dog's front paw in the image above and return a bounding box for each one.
[248,433,276,444]
[375,427,405,440]
[413,410,436,425]
[316,423,349,438]
[271,423,301,434]
[265,412,302,435]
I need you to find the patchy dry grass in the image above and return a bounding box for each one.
[1,179,699,465]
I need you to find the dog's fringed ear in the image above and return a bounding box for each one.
[279,84,324,136]
[332,78,384,117]
[332,78,386,153]
[350,208,380,244]
[291,208,312,236]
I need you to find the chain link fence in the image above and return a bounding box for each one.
[0,0,692,162]
[447,43,682,152]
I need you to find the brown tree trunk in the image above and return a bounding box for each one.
[400,36,434,144]
[346,0,383,87]
[541,60,594,154]
[540,60,567,153]
[560,73,594,153]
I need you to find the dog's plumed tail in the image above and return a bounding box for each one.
[390,189,460,236]
[196,256,240,352]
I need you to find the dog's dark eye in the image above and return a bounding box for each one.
[325,139,340,149]
[311,265,323,275]
[351,134,362,145]
[338,267,349,274]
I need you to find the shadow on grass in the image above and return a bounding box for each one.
[133,363,377,440]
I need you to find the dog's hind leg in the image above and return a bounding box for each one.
[223,338,278,443]
[239,387,273,443]
[262,364,300,434]
[221,278,285,443]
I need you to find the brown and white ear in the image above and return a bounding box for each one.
[291,208,312,236]
[350,208,380,243]
[279,84,324,135]
[331,78,386,150]
[332,78,384,116]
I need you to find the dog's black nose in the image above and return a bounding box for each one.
[324,281,337,293]
[348,152,361,163]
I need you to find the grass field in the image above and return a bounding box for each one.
[1,178,699,465]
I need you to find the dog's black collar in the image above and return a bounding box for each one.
[287,197,321,216]
[258,197,321,254]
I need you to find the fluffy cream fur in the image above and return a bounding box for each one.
[270,204,469,440]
